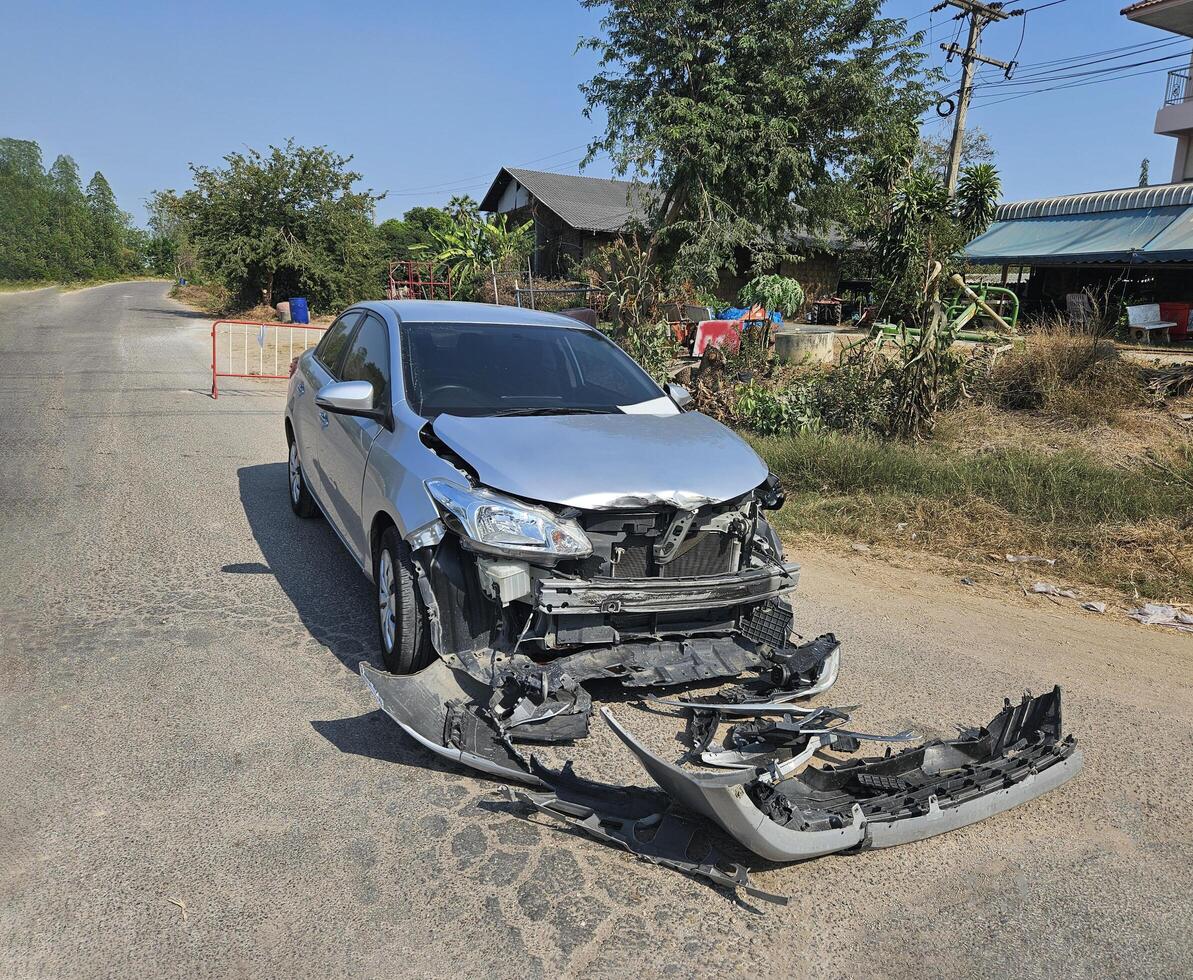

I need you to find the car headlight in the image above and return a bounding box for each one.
[426,480,592,559]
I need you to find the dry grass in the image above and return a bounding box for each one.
[170,281,231,315]
[933,400,1193,470]
[986,319,1146,425]
[754,426,1193,603]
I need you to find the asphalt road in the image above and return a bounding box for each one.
[2,281,1191,979]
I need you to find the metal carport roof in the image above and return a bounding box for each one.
[964,205,1193,265]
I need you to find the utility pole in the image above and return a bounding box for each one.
[937,0,1019,196]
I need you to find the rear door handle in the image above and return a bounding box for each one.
[319,411,329,428]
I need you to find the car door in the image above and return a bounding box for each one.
[294,310,362,509]
[317,311,392,563]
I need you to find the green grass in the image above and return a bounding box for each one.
[0,275,164,294]
[751,431,1193,601]
[0,279,59,293]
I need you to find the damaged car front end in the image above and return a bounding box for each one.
[285,301,1081,900]
[363,416,837,782]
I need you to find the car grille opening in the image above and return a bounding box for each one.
[576,507,741,580]
[660,532,736,578]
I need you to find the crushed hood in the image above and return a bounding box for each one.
[430,411,769,510]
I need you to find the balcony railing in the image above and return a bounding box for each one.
[1166,69,1190,106]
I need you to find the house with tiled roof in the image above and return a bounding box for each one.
[479,167,848,304]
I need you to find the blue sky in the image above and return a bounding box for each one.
[0,0,1179,225]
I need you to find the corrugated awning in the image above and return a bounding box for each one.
[964,205,1193,265]
[1137,205,1193,259]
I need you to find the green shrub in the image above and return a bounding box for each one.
[738,274,804,318]
[609,320,679,384]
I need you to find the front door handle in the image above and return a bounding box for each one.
[319,411,329,429]
[297,380,306,396]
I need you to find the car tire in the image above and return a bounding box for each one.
[287,436,318,519]
[375,527,434,674]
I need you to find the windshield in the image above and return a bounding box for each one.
[400,321,664,418]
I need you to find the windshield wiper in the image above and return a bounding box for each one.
[490,407,615,417]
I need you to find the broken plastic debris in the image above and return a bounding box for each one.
[1033,582,1079,599]
[601,689,1082,863]
[1080,601,1107,614]
[506,763,789,906]
[851,542,871,553]
[960,577,976,587]
[1128,604,1193,633]
[1007,554,1057,566]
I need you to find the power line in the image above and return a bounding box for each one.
[1007,34,1185,71]
[970,34,1186,84]
[970,57,1189,108]
[1009,9,1027,67]
[1018,0,1070,11]
[972,48,1192,89]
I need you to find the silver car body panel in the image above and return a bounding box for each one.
[431,410,770,510]
[601,708,869,862]
[862,750,1085,848]
[601,694,1084,862]
[288,301,775,578]
[359,660,546,787]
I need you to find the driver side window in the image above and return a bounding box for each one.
[339,313,391,408]
[314,311,363,378]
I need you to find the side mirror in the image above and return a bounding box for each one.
[316,380,379,419]
[664,382,693,411]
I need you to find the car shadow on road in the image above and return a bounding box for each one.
[237,462,378,674]
[309,709,463,777]
[238,462,480,779]
[129,305,211,320]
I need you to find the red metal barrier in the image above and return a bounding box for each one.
[210,319,326,399]
[386,260,453,301]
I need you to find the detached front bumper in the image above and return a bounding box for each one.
[534,561,801,616]
[600,687,1082,863]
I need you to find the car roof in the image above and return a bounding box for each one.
[355,299,590,329]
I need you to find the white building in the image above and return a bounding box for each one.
[1124,0,1193,181]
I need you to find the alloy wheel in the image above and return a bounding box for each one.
[378,549,397,653]
[289,442,302,504]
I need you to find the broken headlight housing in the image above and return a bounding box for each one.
[426,480,592,560]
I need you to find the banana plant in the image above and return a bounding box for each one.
[413,210,534,287]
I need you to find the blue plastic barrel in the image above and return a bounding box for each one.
[290,297,310,324]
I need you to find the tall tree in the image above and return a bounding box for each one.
[147,189,198,280]
[377,206,453,261]
[579,0,933,286]
[0,139,145,282]
[171,140,383,310]
[47,155,91,278]
[917,127,995,178]
[0,138,51,280]
[86,171,125,275]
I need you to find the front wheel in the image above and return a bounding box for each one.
[375,527,433,674]
[288,437,318,518]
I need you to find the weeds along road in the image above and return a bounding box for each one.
[1,281,1192,979]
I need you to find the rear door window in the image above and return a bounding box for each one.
[314,311,363,378]
[339,313,391,408]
